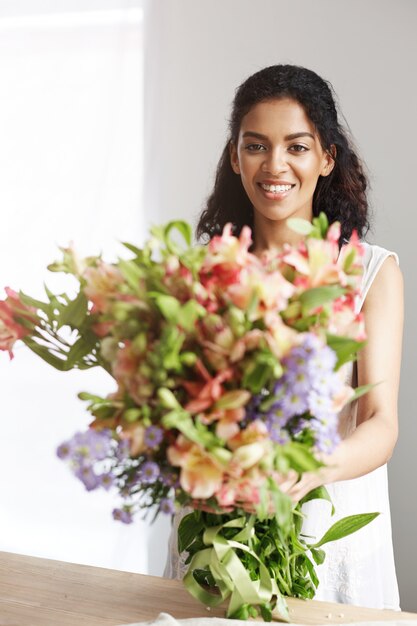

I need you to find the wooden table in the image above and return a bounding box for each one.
[0,551,415,626]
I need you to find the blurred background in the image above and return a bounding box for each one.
[1,0,416,611]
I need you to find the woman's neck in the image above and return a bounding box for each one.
[251,212,308,256]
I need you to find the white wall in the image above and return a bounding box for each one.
[0,1,162,575]
[144,0,417,609]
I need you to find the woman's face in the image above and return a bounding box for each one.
[230,98,334,225]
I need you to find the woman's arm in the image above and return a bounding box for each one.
[281,255,404,502]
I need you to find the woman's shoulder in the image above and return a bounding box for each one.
[360,241,399,269]
[356,241,402,311]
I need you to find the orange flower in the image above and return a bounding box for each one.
[182,359,234,414]
[167,435,225,499]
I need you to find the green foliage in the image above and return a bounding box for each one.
[309,513,380,548]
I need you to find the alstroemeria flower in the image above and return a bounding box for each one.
[198,389,251,440]
[206,223,255,269]
[167,435,224,499]
[0,287,37,358]
[328,298,366,341]
[83,262,123,313]
[182,359,235,414]
[226,421,273,477]
[227,267,295,318]
[119,423,146,457]
[263,311,299,359]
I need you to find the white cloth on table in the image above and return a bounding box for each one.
[120,614,417,626]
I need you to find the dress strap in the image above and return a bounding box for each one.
[356,242,399,312]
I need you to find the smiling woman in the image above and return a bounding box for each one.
[165,64,404,611]
[229,99,335,249]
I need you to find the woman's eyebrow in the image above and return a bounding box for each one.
[285,132,315,140]
[242,131,315,140]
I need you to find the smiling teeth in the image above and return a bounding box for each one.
[261,183,292,193]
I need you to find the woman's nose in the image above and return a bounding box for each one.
[262,148,288,174]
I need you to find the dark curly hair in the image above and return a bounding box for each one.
[196,64,370,245]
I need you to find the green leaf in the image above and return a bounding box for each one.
[161,409,218,449]
[149,293,180,323]
[310,512,379,548]
[317,212,329,237]
[287,218,314,236]
[299,285,345,315]
[58,291,88,329]
[163,221,193,255]
[326,333,366,369]
[310,548,326,565]
[299,485,335,515]
[302,554,320,587]
[21,337,67,371]
[157,388,182,410]
[177,300,206,332]
[121,241,144,256]
[178,512,205,553]
[342,247,356,272]
[65,332,97,369]
[351,382,377,402]
[259,604,273,622]
[118,259,145,291]
[283,443,322,473]
[18,291,51,315]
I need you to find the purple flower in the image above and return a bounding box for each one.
[281,391,308,418]
[307,346,337,376]
[284,368,311,395]
[112,507,133,524]
[57,441,73,460]
[266,421,290,444]
[99,472,115,491]
[144,426,163,449]
[139,461,160,484]
[308,391,333,421]
[160,470,179,488]
[116,439,130,461]
[160,498,175,515]
[301,333,323,354]
[68,429,113,463]
[75,465,100,491]
[311,371,342,396]
[311,419,341,453]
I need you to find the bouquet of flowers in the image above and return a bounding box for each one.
[1,214,377,621]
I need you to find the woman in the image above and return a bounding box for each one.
[165,65,403,610]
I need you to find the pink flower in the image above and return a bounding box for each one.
[263,312,299,359]
[207,223,254,268]
[216,471,265,509]
[167,435,225,499]
[198,390,251,440]
[181,359,235,414]
[112,342,153,403]
[227,421,273,477]
[83,262,123,313]
[328,296,366,341]
[0,288,37,358]
[199,224,260,297]
[226,267,295,318]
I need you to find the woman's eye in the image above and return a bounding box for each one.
[245,143,266,152]
[290,144,309,153]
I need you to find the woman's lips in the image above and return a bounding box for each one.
[257,182,295,200]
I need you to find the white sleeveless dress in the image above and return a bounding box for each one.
[164,242,400,611]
